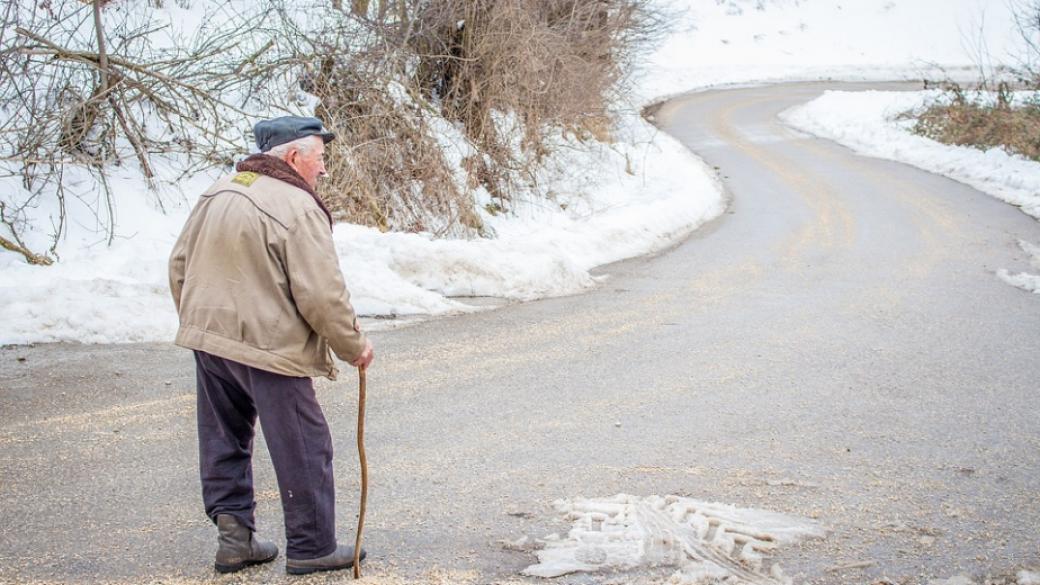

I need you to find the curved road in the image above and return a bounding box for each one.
[1,82,1038,585]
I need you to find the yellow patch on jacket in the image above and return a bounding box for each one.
[231,171,260,187]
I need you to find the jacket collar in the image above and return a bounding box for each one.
[236,154,333,229]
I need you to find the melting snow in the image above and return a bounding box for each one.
[521,494,826,584]
[997,240,1040,295]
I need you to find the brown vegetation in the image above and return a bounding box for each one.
[912,83,1040,162]
[305,0,662,236]
[909,1,1040,162]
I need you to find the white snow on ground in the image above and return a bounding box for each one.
[335,117,725,308]
[640,0,1023,102]
[998,240,1040,294]
[1,0,1028,344]
[779,89,1040,293]
[522,494,825,584]
[0,116,723,344]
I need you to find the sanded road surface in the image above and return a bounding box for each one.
[1,82,1038,585]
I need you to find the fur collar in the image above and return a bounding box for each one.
[236,154,333,228]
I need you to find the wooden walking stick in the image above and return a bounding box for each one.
[353,365,368,579]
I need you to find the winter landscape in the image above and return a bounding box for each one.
[1,1,1039,584]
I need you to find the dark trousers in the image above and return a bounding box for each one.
[194,350,337,560]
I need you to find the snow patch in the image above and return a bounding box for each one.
[521,494,825,584]
[998,268,1040,295]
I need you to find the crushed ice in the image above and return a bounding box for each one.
[521,494,826,584]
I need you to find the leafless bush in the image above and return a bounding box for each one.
[0,0,665,262]
[277,3,485,236]
[410,0,663,203]
[319,81,486,236]
[273,0,664,236]
[910,85,1040,161]
[906,1,1040,161]
[0,0,285,262]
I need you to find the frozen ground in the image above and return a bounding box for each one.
[780,89,1040,294]
[0,0,1028,344]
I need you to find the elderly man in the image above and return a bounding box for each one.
[169,116,374,575]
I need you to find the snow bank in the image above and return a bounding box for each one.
[522,494,825,584]
[335,113,725,309]
[0,160,215,344]
[0,115,723,344]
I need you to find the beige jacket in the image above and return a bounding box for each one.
[169,169,367,380]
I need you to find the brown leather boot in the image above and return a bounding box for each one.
[214,514,279,573]
[285,544,367,575]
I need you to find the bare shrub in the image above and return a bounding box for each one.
[276,3,485,236]
[0,0,287,262]
[912,85,1040,161]
[320,86,486,236]
[0,0,665,262]
[410,0,664,204]
[908,1,1040,161]
[269,0,664,236]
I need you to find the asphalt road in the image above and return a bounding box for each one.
[2,82,1038,585]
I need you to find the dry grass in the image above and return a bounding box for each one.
[410,0,660,204]
[912,88,1040,162]
[312,68,485,237]
[909,0,1040,162]
[301,0,663,237]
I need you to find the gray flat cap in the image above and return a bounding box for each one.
[253,116,335,152]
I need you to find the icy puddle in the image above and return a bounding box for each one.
[522,494,826,584]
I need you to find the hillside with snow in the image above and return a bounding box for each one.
[0,0,1029,345]
[642,0,1023,100]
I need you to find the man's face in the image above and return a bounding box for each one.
[288,138,327,189]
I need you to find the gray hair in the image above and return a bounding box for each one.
[266,135,322,160]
